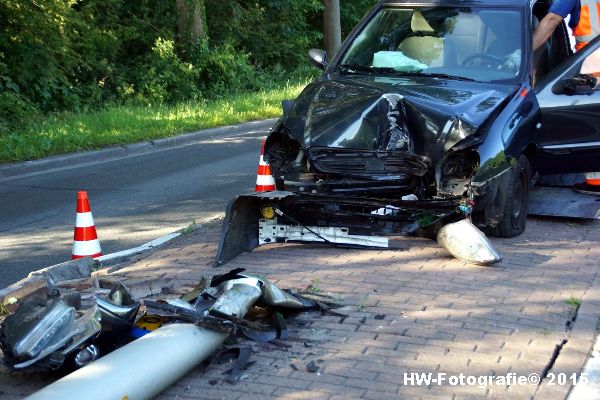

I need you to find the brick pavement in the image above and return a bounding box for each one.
[0,216,598,400]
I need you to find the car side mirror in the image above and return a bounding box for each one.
[556,74,598,95]
[308,49,328,70]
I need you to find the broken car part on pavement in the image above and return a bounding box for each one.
[0,267,341,400]
[0,282,139,372]
[215,191,502,267]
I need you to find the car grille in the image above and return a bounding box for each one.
[308,148,431,178]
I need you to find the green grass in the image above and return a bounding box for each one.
[181,219,198,235]
[308,278,322,294]
[0,80,309,163]
[565,297,582,309]
[357,295,368,311]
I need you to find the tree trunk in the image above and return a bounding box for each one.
[323,0,341,59]
[176,0,206,47]
[191,2,205,40]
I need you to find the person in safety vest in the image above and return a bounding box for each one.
[533,0,597,51]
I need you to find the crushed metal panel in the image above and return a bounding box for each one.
[215,192,461,267]
[214,192,297,268]
[259,218,389,248]
[528,186,600,219]
[214,196,261,268]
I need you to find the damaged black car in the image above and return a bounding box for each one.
[216,0,600,266]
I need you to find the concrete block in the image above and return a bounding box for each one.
[28,257,98,282]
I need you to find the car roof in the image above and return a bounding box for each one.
[381,0,531,8]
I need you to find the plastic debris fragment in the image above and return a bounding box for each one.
[437,219,502,265]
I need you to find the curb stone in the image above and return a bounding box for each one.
[0,215,225,305]
[0,258,98,305]
[0,118,277,181]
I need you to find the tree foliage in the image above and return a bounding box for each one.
[0,0,375,134]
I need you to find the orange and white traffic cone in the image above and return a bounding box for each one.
[255,139,276,192]
[72,191,103,259]
[574,172,600,196]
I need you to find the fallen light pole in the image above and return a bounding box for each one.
[26,279,262,400]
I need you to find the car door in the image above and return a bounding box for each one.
[535,35,600,174]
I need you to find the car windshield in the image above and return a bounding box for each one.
[339,7,523,83]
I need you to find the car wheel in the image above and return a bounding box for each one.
[491,155,532,238]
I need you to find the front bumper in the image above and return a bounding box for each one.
[214,191,461,267]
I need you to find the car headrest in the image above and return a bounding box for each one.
[411,11,435,33]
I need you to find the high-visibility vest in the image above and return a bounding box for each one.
[574,0,600,50]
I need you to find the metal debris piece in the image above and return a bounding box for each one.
[180,276,208,303]
[210,281,262,318]
[273,312,288,340]
[437,219,502,265]
[259,218,389,248]
[26,279,264,400]
[165,298,198,312]
[58,305,101,359]
[210,268,247,288]
[257,277,312,309]
[206,347,253,384]
[5,266,344,400]
[214,193,459,268]
[95,283,140,341]
[73,344,100,368]
[306,360,319,373]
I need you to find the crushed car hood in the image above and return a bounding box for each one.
[283,75,517,164]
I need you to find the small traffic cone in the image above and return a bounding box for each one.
[255,139,276,192]
[72,191,103,259]
[574,172,600,196]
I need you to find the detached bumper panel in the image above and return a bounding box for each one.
[214,192,461,267]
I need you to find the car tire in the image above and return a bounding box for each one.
[490,155,532,238]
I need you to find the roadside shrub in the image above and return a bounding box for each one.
[140,38,202,104]
[340,1,375,38]
[189,40,259,98]
[139,38,261,103]
[0,0,376,134]
[0,91,41,135]
[205,0,323,70]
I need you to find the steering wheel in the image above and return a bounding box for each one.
[461,53,504,68]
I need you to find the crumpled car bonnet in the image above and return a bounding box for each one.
[283,76,516,164]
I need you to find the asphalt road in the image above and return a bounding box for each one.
[0,120,275,288]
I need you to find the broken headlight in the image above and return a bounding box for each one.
[443,118,477,153]
[13,300,76,361]
[436,150,479,197]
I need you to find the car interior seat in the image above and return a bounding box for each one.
[485,15,549,83]
[398,11,446,66]
[486,39,520,59]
